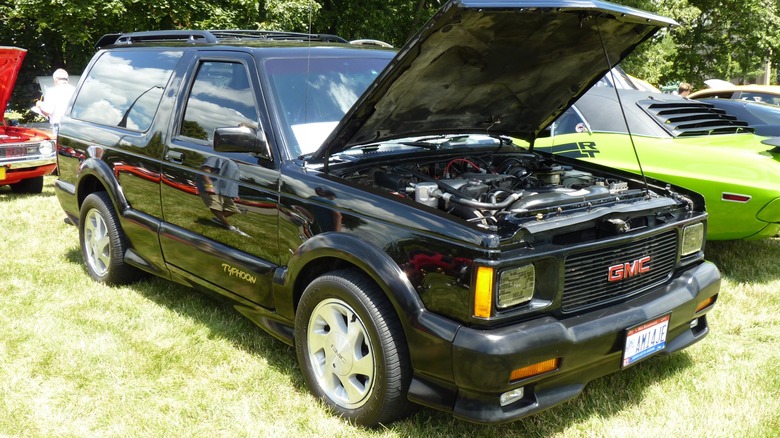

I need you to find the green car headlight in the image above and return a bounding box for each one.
[682,222,705,256]
[497,264,535,308]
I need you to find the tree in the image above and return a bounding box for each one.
[614,0,780,88]
[3,0,780,116]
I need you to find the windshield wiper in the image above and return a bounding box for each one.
[398,134,474,149]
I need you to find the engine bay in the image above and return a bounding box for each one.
[341,151,653,231]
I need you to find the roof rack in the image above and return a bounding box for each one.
[95,30,349,49]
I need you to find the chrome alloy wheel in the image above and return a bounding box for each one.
[306,298,376,409]
[83,207,111,278]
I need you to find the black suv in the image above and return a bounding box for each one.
[55,0,720,427]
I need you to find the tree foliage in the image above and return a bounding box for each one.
[615,0,780,88]
[2,0,780,113]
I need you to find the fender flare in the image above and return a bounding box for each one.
[76,157,129,213]
[280,232,424,318]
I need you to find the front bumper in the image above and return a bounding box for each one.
[408,260,720,424]
[0,157,57,185]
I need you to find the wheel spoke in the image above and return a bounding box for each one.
[322,305,349,336]
[339,373,369,402]
[350,352,374,378]
[96,235,112,270]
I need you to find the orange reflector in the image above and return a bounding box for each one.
[510,358,560,381]
[474,266,494,318]
[696,295,716,313]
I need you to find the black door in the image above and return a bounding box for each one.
[160,53,280,308]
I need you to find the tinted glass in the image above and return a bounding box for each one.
[70,50,181,131]
[264,57,390,157]
[180,61,259,143]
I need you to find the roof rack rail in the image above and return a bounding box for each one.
[95,29,348,49]
[207,30,348,43]
[349,39,394,48]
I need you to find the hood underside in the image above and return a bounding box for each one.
[0,47,26,118]
[314,0,676,160]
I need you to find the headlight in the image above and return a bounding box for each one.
[38,140,54,155]
[497,264,535,308]
[682,222,704,256]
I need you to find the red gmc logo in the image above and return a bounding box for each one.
[608,256,651,282]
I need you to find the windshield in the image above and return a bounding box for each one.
[264,56,392,157]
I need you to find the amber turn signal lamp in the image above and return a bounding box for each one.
[474,266,494,318]
[696,295,716,313]
[510,358,560,382]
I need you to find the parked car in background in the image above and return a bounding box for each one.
[534,86,780,240]
[0,47,57,193]
[696,98,780,137]
[689,84,780,106]
[54,0,720,426]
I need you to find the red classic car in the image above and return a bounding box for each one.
[1,47,56,193]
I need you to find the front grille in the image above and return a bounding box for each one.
[561,230,678,313]
[2,145,29,158]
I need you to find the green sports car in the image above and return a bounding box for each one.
[532,86,780,240]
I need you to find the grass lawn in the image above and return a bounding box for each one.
[1,176,778,437]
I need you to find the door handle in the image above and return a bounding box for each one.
[165,151,184,164]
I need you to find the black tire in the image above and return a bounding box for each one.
[295,269,413,426]
[9,176,44,194]
[78,192,141,285]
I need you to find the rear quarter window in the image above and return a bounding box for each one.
[70,50,182,131]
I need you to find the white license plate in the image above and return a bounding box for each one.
[622,314,670,367]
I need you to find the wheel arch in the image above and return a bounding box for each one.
[279,233,427,337]
[75,158,128,214]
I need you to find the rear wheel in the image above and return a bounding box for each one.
[295,269,413,426]
[9,176,44,194]
[79,192,141,284]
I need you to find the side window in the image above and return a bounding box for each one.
[179,61,259,143]
[70,50,181,131]
[740,92,780,105]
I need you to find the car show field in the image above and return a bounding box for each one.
[1,176,777,436]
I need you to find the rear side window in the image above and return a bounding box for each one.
[70,50,181,131]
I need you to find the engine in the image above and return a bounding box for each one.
[352,153,644,230]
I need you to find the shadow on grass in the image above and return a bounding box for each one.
[0,174,58,198]
[63,247,301,384]
[705,238,780,283]
[0,187,56,198]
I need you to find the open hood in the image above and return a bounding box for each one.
[0,47,26,118]
[313,0,675,160]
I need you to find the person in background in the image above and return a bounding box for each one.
[677,82,692,97]
[35,68,76,136]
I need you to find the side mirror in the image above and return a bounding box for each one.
[214,126,271,160]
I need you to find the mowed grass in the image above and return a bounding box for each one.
[1,176,778,437]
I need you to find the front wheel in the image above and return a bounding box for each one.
[79,192,141,285]
[295,269,413,426]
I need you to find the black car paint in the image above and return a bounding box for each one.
[54,1,720,426]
